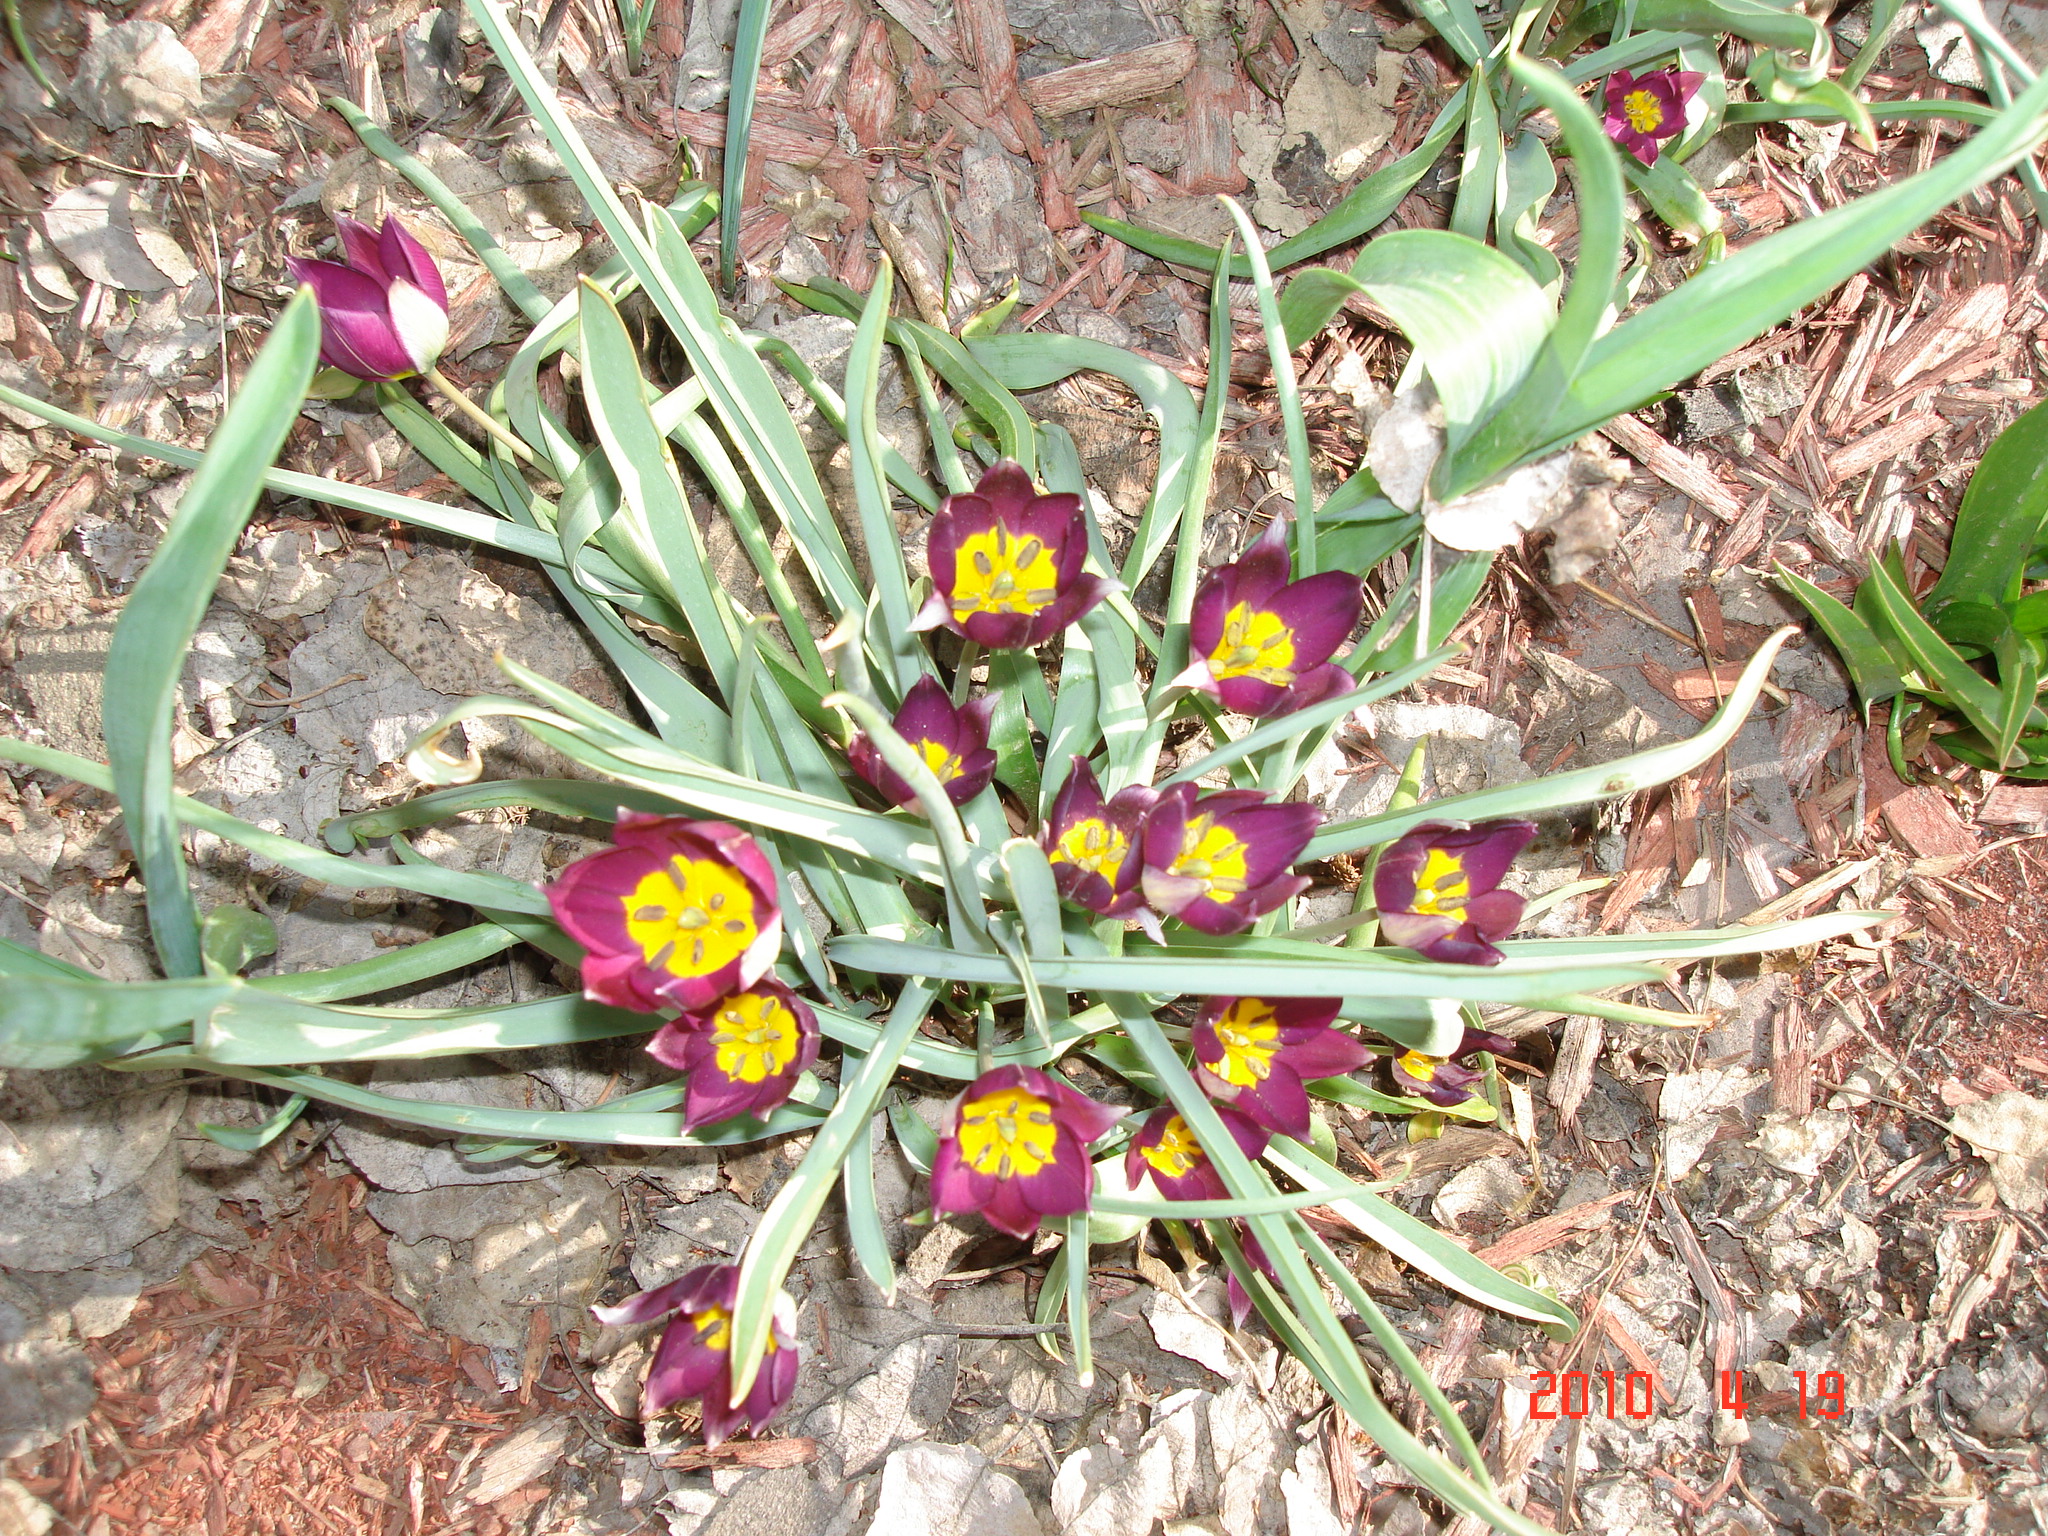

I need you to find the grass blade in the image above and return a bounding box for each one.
[1307,627,1794,857]
[841,1099,899,1298]
[721,0,774,291]
[106,290,319,976]
[1221,198,1317,569]
[729,980,937,1397]
[1550,66,2048,456]
[1775,566,1906,710]
[329,97,551,322]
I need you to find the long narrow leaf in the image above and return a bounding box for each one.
[105,291,319,976]
[1549,67,2048,455]
[720,0,774,291]
[827,935,1668,1004]
[1307,627,1794,857]
[0,738,554,914]
[729,980,936,1398]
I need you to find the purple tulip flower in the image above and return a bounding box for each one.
[1124,1104,1271,1202]
[546,812,782,1014]
[592,1264,799,1440]
[1190,996,1369,1139]
[1373,819,1538,966]
[1041,757,1157,919]
[1602,68,1705,165]
[287,215,451,381]
[1388,1027,1521,1108]
[647,979,821,1129]
[911,460,1113,649]
[929,1065,1125,1239]
[848,675,998,810]
[1139,782,1319,935]
[1171,519,1364,718]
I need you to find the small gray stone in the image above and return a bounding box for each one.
[1119,116,1184,172]
[0,1479,56,1536]
[1733,364,1806,421]
[400,9,464,120]
[870,1443,1045,1536]
[383,1169,620,1348]
[805,1334,959,1477]
[9,620,117,757]
[694,1464,845,1536]
[1008,0,1159,62]
[368,1179,572,1246]
[0,1278,93,1461]
[0,1070,185,1271]
[331,1058,571,1192]
[1671,386,1745,443]
[1066,312,1138,350]
[69,21,204,130]
[1310,7,1380,85]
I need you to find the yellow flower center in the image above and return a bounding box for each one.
[710,989,803,1084]
[957,1085,1059,1179]
[1168,816,1251,903]
[1396,1050,1441,1083]
[623,857,760,980]
[1209,602,1299,686]
[1211,998,1281,1087]
[1623,88,1665,135]
[691,1304,733,1352]
[1138,1115,1205,1179]
[1406,847,1471,922]
[915,737,966,784]
[950,524,1059,622]
[1051,816,1129,883]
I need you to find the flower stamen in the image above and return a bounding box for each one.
[952,525,1060,621]
[957,1085,1061,1178]
[1210,602,1299,686]
[1211,999,1281,1086]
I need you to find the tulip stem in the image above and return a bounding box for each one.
[424,367,537,464]
[974,1001,995,1077]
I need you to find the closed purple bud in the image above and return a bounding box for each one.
[288,215,450,382]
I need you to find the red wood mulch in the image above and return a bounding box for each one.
[13,1166,606,1536]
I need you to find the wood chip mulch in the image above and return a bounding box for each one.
[13,1168,605,1536]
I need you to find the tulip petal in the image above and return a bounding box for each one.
[1375,908,1458,953]
[385,277,450,374]
[288,258,416,379]
[333,216,390,282]
[980,1179,1045,1238]
[379,217,449,309]
[1284,1028,1371,1080]
[591,1273,698,1327]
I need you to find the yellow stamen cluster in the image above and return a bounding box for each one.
[958,1085,1059,1178]
[624,856,759,979]
[1211,999,1281,1087]
[950,524,1059,621]
[1052,817,1129,882]
[710,990,804,1084]
[1406,848,1471,922]
[1208,601,1299,686]
[1168,818,1252,902]
[1138,1115,1205,1178]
